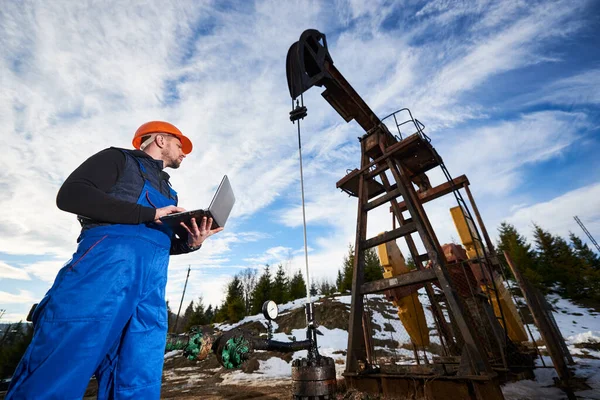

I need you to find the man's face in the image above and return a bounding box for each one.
[161,135,186,169]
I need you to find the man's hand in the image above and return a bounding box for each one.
[180,216,224,248]
[154,205,186,223]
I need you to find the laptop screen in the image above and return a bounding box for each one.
[209,175,235,227]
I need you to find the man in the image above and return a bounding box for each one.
[7,121,222,399]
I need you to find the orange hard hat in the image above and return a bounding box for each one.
[132,121,193,154]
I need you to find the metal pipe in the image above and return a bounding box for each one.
[252,339,313,353]
[296,111,313,323]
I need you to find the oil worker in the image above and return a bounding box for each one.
[6,121,222,399]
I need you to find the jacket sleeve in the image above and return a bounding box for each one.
[170,235,202,255]
[56,148,156,224]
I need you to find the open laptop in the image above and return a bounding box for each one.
[160,175,235,237]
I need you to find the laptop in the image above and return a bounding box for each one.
[160,175,235,237]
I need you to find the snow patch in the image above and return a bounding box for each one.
[567,330,600,345]
[220,357,292,386]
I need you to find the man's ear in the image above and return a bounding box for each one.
[155,134,167,149]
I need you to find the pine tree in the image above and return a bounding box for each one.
[0,322,33,379]
[205,304,214,324]
[185,297,208,330]
[339,244,382,293]
[251,265,273,314]
[310,282,318,296]
[570,233,600,270]
[364,247,384,282]
[340,245,354,292]
[318,279,334,296]
[217,275,246,323]
[406,256,417,271]
[271,264,289,304]
[497,222,542,287]
[178,300,195,333]
[335,270,343,292]
[289,269,307,300]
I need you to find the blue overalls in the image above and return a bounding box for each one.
[7,150,177,399]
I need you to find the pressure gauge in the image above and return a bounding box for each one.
[262,300,279,321]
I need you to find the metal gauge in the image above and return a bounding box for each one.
[262,300,279,320]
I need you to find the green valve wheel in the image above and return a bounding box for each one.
[221,336,251,369]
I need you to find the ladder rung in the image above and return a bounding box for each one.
[364,188,402,211]
[362,222,417,249]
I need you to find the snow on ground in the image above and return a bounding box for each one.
[220,357,292,386]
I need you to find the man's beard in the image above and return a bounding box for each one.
[168,158,181,169]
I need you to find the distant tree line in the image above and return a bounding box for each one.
[498,222,600,302]
[168,246,384,327]
[0,322,33,379]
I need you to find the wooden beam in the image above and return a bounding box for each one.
[361,269,437,295]
[364,188,403,211]
[362,222,417,249]
[394,175,469,211]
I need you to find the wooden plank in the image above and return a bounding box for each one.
[361,269,437,295]
[345,140,370,374]
[364,188,403,211]
[362,222,417,249]
[503,251,575,398]
[394,175,469,211]
[365,163,389,180]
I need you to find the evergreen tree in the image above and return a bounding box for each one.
[570,233,600,270]
[335,270,343,292]
[0,322,33,379]
[251,265,273,314]
[185,297,208,330]
[340,245,354,292]
[497,222,542,286]
[364,247,384,282]
[205,304,214,324]
[271,264,289,304]
[178,301,195,333]
[289,269,307,300]
[318,279,335,296]
[216,275,246,323]
[339,244,383,293]
[406,256,417,271]
[532,224,597,300]
[310,281,318,296]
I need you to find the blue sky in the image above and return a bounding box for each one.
[1,0,599,322]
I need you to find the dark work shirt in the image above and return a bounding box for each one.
[56,148,196,255]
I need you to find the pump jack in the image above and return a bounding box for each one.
[285,29,575,400]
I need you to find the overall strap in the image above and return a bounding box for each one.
[118,149,149,180]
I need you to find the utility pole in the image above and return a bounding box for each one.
[173,265,191,334]
[574,216,600,253]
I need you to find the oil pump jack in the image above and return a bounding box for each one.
[285,29,576,400]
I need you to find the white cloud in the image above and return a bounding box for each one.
[441,110,588,195]
[0,290,36,304]
[506,182,600,244]
[534,68,600,106]
[0,261,31,280]
[23,260,67,283]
